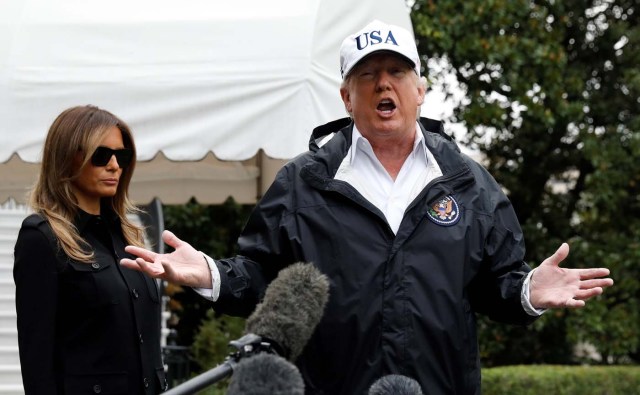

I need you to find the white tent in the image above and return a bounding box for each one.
[0,0,417,205]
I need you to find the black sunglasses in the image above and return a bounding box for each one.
[90,146,134,168]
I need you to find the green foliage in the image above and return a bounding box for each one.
[162,197,252,371]
[482,365,640,394]
[477,310,574,366]
[412,0,640,364]
[190,309,246,394]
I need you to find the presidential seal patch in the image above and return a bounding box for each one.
[427,195,461,226]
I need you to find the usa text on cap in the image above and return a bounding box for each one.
[339,19,421,79]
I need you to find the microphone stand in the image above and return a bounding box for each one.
[162,333,278,395]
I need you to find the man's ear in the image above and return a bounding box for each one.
[340,86,352,113]
[417,76,427,106]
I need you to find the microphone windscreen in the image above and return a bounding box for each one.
[368,374,423,395]
[244,262,329,361]
[226,353,304,395]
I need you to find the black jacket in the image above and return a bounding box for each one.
[14,209,167,394]
[213,118,539,394]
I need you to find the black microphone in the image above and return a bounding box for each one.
[368,374,424,395]
[162,262,329,394]
[226,353,304,395]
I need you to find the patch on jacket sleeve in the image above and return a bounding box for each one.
[427,195,461,226]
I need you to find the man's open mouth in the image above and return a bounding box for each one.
[377,98,396,113]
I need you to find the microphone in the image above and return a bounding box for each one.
[226,353,304,395]
[368,374,424,395]
[243,261,330,361]
[162,262,329,394]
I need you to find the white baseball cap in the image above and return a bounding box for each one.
[340,19,421,79]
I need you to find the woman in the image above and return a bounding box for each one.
[13,105,167,394]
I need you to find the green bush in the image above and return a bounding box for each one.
[482,365,640,395]
[190,310,246,394]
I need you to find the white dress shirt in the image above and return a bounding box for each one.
[334,123,442,234]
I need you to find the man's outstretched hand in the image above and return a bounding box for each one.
[120,230,213,289]
[530,243,614,309]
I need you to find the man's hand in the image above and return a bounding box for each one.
[120,230,213,289]
[530,243,614,309]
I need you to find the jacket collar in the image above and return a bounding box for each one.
[308,117,451,153]
[304,117,467,180]
[300,117,475,221]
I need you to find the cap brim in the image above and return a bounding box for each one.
[345,50,417,79]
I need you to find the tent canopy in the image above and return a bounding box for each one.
[0,0,415,204]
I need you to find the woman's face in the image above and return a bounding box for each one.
[72,126,127,214]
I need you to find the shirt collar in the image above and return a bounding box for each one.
[350,121,427,166]
[74,202,119,232]
[74,209,95,233]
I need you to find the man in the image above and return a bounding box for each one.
[122,20,613,394]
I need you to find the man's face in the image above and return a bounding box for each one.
[340,52,425,140]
